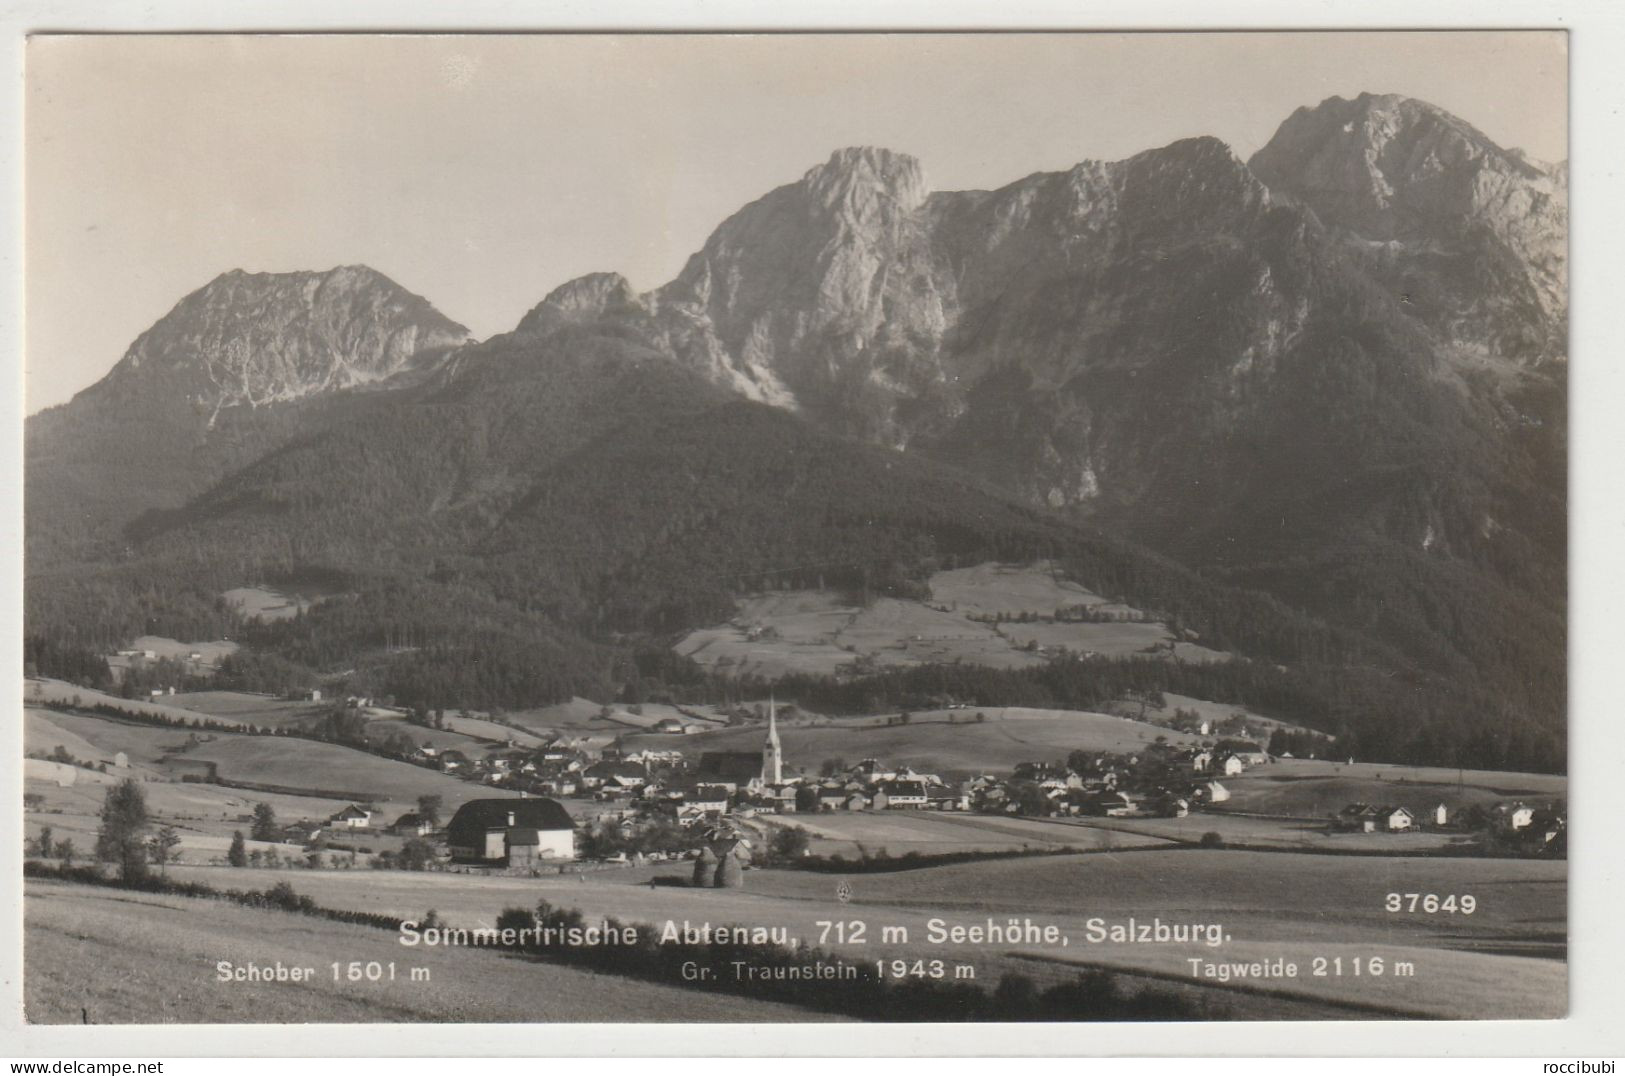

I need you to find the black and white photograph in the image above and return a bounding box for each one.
[15,29,1571,1032]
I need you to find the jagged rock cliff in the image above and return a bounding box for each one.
[1249,93,1566,364]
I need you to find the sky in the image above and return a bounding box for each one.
[24,31,1567,413]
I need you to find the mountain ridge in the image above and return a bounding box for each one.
[23,92,1567,772]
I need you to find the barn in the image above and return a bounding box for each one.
[446,798,575,864]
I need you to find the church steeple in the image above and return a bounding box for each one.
[762,694,783,785]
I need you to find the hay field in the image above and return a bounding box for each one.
[168,691,325,729]
[26,708,141,770]
[26,679,218,724]
[222,586,324,621]
[179,735,512,811]
[29,708,198,768]
[130,635,241,664]
[362,716,494,755]
[674,562,1233,680]
[928,562,1115,616]
[25,880,813,1024]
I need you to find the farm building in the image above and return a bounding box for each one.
[112,751,129,769]
[1218,754,1245,776]
[446,798,575,864]
[1385,807,1415,832]
[327,805,373,829]
[1085,790,1136,817]
[874,779,928,809]
[390,812,434,836]
[678,785,732,822]
[653,718,685,734]
[283,822,324,845]
[816,787,850,811]
[1497,803,1536,831]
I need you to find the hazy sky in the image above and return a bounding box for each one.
[25,31,1567,413]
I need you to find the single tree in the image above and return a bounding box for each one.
[250,802,278,841]
[33,826,54,859]
[56,838,76,867]
[95,778,151,881]
[415,794,443,828]
[769,826,811,862]
[399,838,435,871]
[228,830,248,867]
[148,825,182,874]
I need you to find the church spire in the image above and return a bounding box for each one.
[762,693,783,785]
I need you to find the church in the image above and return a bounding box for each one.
[762,695,783,785]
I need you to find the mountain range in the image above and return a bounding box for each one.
[24,93,1567,771]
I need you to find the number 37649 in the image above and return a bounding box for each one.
[1385,893,1475,913]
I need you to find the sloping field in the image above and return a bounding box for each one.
[130,635,240,663]
[1220,759,1567,818]
[26,709,508,815]
[363,716,494,755]
[179,735,513,811]
[624,707,1200,773]
[29,708,198,768]
[168,691,325,729]
[1001,619,1177,658]
[1128,692,1316,736]
[26,708,135,770]
[222,586,328,621]
[439,713,549,745]
[675,562,1231,679]
[164,847,1565,1019]
[25,880,814,1023]
[25,768,365,854]
[928,562,1114,616]
[26,679,218,724]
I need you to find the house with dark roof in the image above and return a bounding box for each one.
[389,811,434,836]
[583,760,648,791]
[695,752,764,792]
[446,798,575,864]
[327,804,373,829]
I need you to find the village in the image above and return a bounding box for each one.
[161,695,1564,873]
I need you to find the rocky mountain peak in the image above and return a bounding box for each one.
[1250,93,1566,362]
[803,146,930,218]
[1249,93,1555,236]
[98,264,470,417]
[516,272,638,336]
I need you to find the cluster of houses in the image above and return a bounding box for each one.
[1334,799,1566,848]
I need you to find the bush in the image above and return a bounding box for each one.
[1199,831,1225,848]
